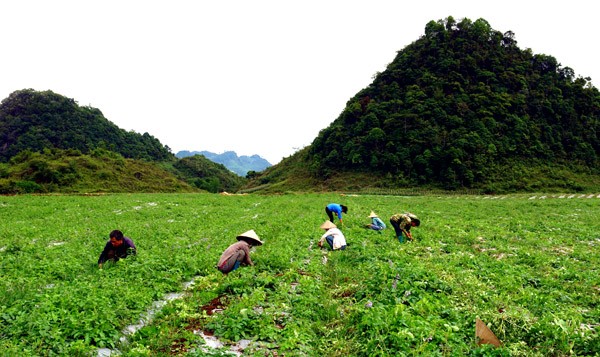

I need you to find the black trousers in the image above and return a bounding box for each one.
[325,207,335,222]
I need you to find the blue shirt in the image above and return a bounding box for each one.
[370,217,386,230]
[326,203,344,220]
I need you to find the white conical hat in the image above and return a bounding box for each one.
[236,229,263,246]
[368,211,378,218]
[320,221,337,229]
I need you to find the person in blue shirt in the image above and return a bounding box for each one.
[365,211,386,231]
[325,203,348,225]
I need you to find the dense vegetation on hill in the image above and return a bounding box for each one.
[0,89,246,193]
[0,148,198,194]
[245,16,600,193]
[0,89,172,162]
[176,150,271,177]
[173,155,246,193]
[3,16,599,194]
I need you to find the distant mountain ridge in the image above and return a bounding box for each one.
[175,150,271,176]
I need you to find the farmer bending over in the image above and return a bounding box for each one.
[98,230,137,268]
[389,213,420,243]
[217,230,263,274]
[318,221,347,250]
[366,211,386,231]
[325,203,348,225]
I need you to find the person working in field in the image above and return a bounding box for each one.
[217,229,263,274]
[365,211,386,231]
[389,213,420,243]
[325,203,348,225]
[318,220,347,250]
[98,230,137,268]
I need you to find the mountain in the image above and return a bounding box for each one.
[243,16,600,194]
[172,154,246,193]
[176,150,271,177]
[0,89,246,193]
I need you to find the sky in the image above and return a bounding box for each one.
[1,1,597,165]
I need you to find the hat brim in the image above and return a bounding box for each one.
[237,236,263,246]
[236,230,263,245]
[320,221,337,229]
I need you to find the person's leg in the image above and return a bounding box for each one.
[326,235,334,249]
[231,260,241,271]
[219,250,246,274]
[390,220,404,243]
[325,207,334,222]
[231,250,246,271]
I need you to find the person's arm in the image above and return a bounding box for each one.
[98,241,110,268]
[126,241,137,256]
[241,243,254,266]
[318,231,328,247]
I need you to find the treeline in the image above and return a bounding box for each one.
[0,89,172,162]
[306,17,600,190]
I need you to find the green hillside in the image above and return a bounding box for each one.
[0,148,197,194]
[0,89,246,193]
[173,155,246,193]
[244,17,600,194]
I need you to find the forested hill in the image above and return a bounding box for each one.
[0,89,172,162]
[246,16,600,193]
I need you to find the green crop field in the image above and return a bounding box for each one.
[1,193,598,356]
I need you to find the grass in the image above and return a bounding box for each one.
[0,192,598,356]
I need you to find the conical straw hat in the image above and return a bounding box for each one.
[475,318,501,347]
[368,211,378,218]
[236,229,263,246]
[320,221,337,229]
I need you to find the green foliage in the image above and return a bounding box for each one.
[0,148,199,193]
[2,193,597,356]
[173,155,246,193]
[0,89,173,162]
[249,16,600,193]
[177,150,271,177]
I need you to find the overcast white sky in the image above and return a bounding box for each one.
[1,1,597,164]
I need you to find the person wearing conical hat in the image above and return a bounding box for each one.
[318,221,347,250]
[389,213,420,243]
[365,211,386,231]
[216,229,263,274]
